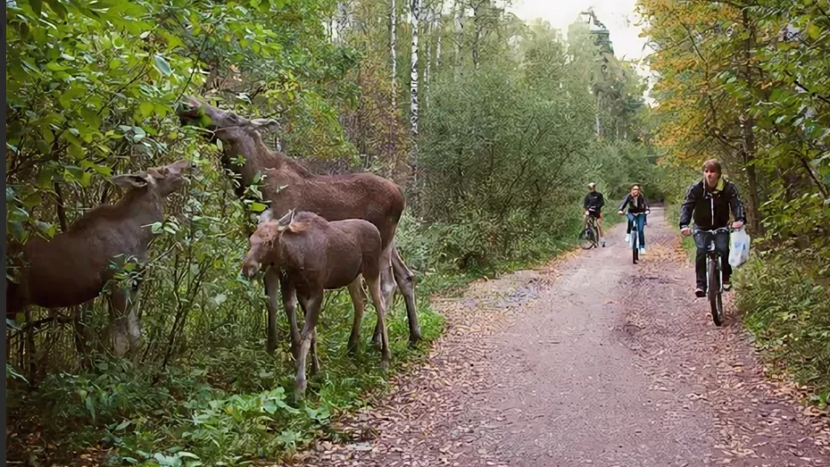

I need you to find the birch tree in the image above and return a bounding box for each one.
[455,0,463,71]
[410,0,421,178]
[425,7,432,107]
[391,0,398,110]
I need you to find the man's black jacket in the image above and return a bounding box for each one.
[679,178,746,229]
[583,191,605,212]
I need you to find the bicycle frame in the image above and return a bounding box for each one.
[695,227,731,285]
[580,209,601,249]
[693,226,731,325]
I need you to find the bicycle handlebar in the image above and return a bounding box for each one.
[693,226,732,234]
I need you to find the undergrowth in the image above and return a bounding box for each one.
[7,206,598,466]
[663,200,696,260]
[7,291,445,467]
[734,252,830,409]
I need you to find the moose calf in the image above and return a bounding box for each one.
[241,209,391,399]
[6,159,193,357]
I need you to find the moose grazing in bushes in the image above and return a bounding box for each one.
[6,159,193,358]
[176,96,421,358]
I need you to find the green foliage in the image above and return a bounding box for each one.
[417,30,656,269]
[736,254,830,407]
[8,289,445,465]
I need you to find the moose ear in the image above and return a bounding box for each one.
[258,209,275,224]
[276,209,295,232]
[111,173,150,188]
[249,118,281,133]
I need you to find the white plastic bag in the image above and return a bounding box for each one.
[729,227,751,268]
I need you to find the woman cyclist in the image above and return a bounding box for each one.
[618,185,650,255]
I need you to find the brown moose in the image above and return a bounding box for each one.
[6,159,193,357]
[241,209,391,399]
[176,97,420,358]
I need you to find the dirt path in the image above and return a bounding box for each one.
[281,207,830,467]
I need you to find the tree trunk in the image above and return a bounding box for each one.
[739,115,762,234]
[357,66,369,166]
[435,27,442,70]
[436,16,442,68]
[391,0,397,111]
[336,2,349,44]
[426,13,432,108]
[739,9,762,234]
[472,2,481,70]
[455,0,463,71]
[410,0,421,180]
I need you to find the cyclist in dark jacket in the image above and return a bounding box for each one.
[618,185,650,254]
[583,182,606,247]
[679,159,746,297]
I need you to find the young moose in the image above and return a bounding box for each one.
[241,209,391,399]
[6,159,193,357]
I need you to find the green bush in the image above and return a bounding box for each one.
[735,254,830,407]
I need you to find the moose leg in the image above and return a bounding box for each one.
[347,278,366,355]
[72,303,91,368]
[277,273,301,359]
[374,244,397,345]
[24,307,36,383]
[297,295,320,376]
[107,287,141,358]
[296,292,323,400]
[391,242,422,345]
[366,275,391,369]
[310,327,320,376]
[264,270,280,355]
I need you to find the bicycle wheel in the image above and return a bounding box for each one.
[708,256,724,326]
[579,227,595,250]
[630,222,639,264]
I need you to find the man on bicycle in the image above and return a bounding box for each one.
[583,182,606,247]
[679,159,746,297]
[618,185,650,255]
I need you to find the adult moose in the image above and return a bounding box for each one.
[175,97,421,357]
[6,159,193,358]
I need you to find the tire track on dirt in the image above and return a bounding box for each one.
[275,207,830,467]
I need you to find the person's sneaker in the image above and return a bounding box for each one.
[625,233,631,243]
[601,240,606,247]
[723,276,732,291]
[695,286,706,298]
[639,247,646,255]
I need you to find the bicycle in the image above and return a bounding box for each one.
[579,209,601,250]
[626,212,646,264]
[693,226,732,326]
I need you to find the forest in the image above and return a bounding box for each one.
[4,0,828,465]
